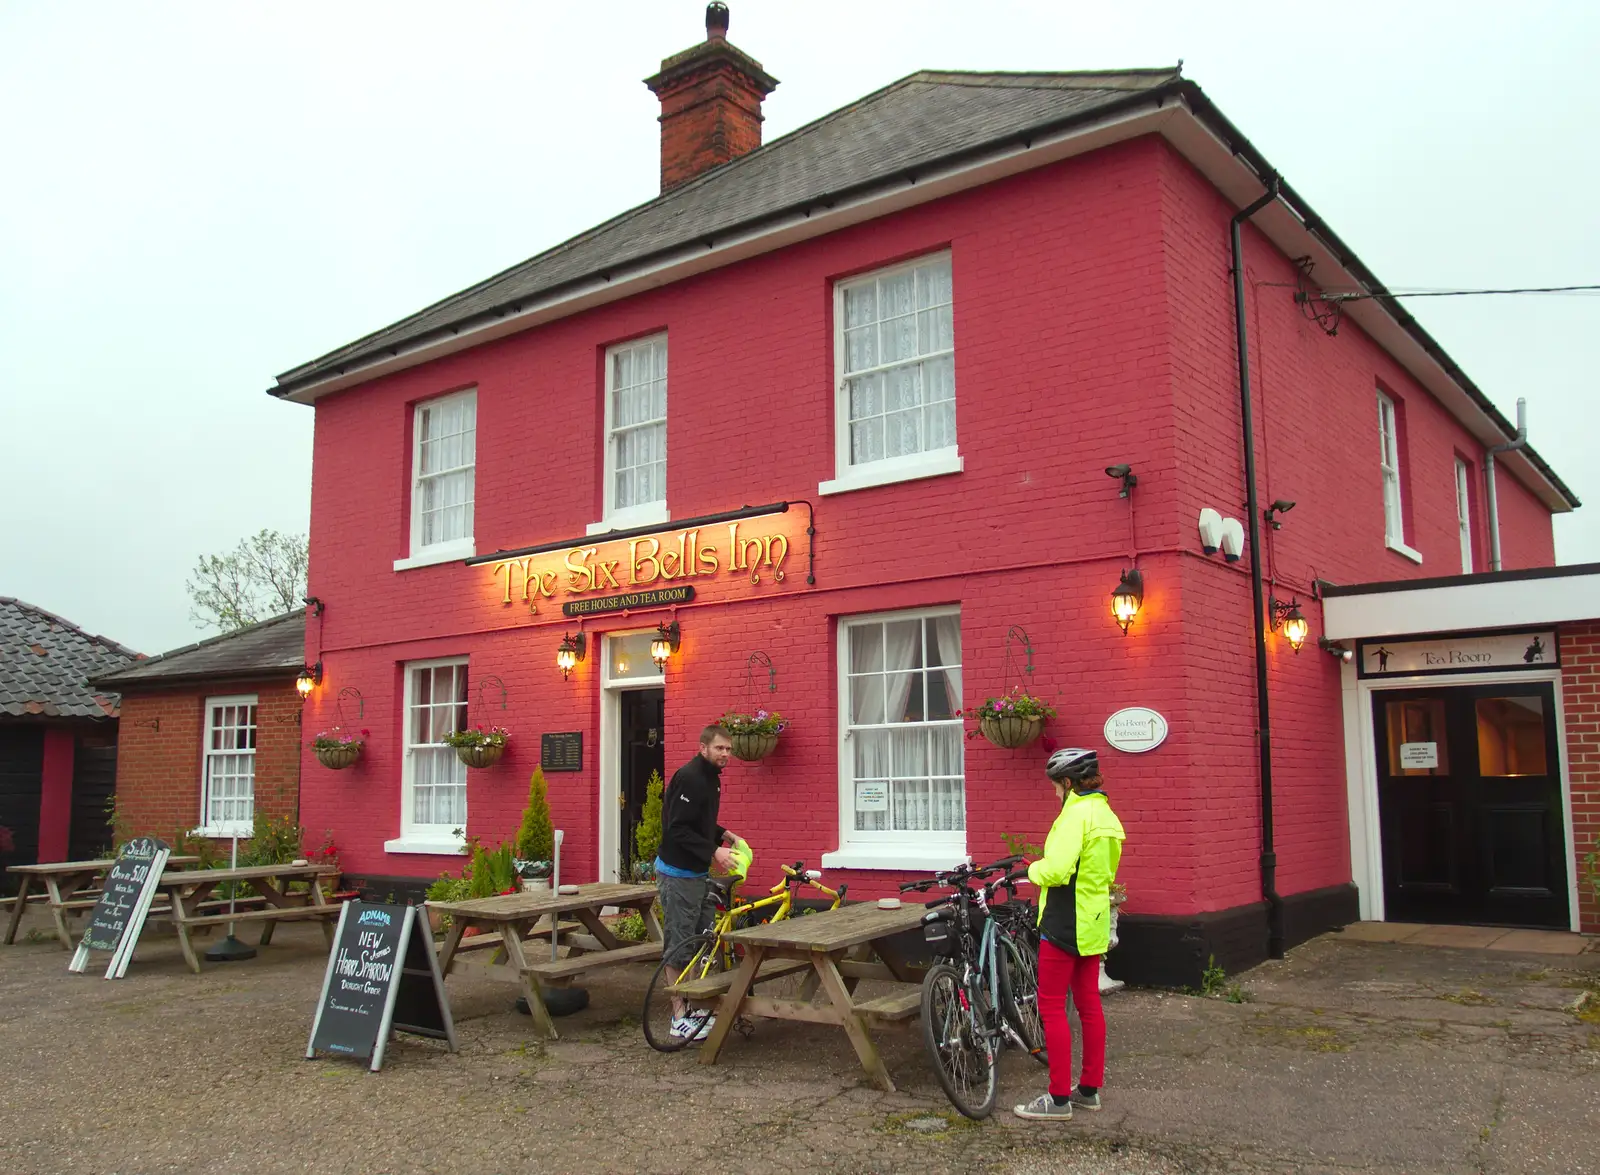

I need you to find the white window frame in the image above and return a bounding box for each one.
[385,657,469,855]
[1455,458,1475,574]
[197,694,257,838]
[396,388,476,571]
[820,253,963,497]
[589,334,669,535]
[821,606,969,873]
[1377,391,1422,563]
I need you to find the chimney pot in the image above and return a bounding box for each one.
[706,2,729,41]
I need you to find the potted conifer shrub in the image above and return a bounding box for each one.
[514,767,555,890]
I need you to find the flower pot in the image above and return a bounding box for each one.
[314,743,362,770]
[729,731,779,762]
[520,876,552,896]
[455,743,505,769]
[979,715,1044,749]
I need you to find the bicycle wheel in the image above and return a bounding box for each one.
[919,962,998,1120]
[642,931,721,1053]
[997,932,1048,1065]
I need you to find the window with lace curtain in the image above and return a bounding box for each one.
[399,388,476,569]
[596,334,668,531]
[822,253,962,496]
[395,658,468,852]
[838,608,964,851]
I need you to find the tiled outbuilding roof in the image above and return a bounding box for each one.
[88,610,305,690]
[0,598,139,720]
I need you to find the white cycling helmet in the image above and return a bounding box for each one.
[1045,747,1099,783]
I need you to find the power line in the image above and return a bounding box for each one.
[1323,284,1600,303]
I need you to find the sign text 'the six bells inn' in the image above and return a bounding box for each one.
[490,521,794,610]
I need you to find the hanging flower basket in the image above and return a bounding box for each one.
[311,727,367,770]
[729,731,779,762]
[718,709,786,762]
[455,743,506,770]
[443,725,511,769]
[979,715,1044,749]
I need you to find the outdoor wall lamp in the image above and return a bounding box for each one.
[1317,637,1354,663]
[556,632,587,680]
[1264,499,1296,530]
[295,662,322,698]
[651,621,681,668]
[1104,463,1138,499]
[1110,568,1144,635]
[1270,597,1309,652]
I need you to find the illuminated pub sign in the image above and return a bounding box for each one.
[486,513,806,612]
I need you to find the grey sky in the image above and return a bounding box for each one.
[3,1,1595,656]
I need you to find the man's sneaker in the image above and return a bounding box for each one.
[1012,1093,1073,1121]
[669,1015,697,1039]
[688,1011,716,1042]
[1069,1089,1102,1112]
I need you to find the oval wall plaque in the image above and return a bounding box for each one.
[1103,707,1169,753]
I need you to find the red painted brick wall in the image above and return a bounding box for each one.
[299,133,1560,917]
[1561,622,1600,934]
[113,681,303,846]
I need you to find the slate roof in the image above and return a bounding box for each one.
[0,598,139,720]
[89,610,305,690]
[271,69,1182,395]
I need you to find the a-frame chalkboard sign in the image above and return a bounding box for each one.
[69,836,170,980]
[306,902,456,1072]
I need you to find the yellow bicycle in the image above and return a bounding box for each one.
[642,860,846,1052]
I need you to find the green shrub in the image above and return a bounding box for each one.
[633,769,665,870]
[516,768,555,863]
[612,909,647,942]
[466,839,518,899]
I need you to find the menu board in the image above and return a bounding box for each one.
[69,836,169,980]
[306,902,456,1071]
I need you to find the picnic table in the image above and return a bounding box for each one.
[4,856,200,949]
[693,902,929,1092]
[155,864,342,973]
[429,882,662,1039]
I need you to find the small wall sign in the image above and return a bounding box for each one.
[541,732,583,773]
[1357,631,1557,678]
[1399,742,1439,770]
[1103,708,1169,753]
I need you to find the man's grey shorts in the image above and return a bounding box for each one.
[659,872,716,967]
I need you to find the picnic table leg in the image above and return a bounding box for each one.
[172,888,209,974]
[811,949,896,1093]
[4,873,32,945]
[254,879,287,946]
[312,877,336,946]
[42,875,77,950]
[436,918,466,975]
[498,929,559,1040]
[699,943,766,1067]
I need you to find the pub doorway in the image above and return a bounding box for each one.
[598,630,667,883]
[1373,681,1568,928]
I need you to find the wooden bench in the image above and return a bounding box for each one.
[853,988,923,1023]
[668,957,812,1000]
[177,905,340,930]
[522,940,661,984]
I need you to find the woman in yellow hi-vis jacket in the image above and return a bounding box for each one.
[1014,747,1125,1122]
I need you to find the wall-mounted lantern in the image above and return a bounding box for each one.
[296,662,322,698]
[651,621,681,668]
[1110,569,1144,635]
[556,632,587,680]
[1270,597,1309,653]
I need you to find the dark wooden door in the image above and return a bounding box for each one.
[1375,683,1567,928]
[619,689,665,881]
[0,726,44,893]
[68,736,118,861]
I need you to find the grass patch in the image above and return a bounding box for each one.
[1437,989,1497,1007]
[1572,992,1600,1025]
[880,1109,980,1139]
[1516,969,1549,982]
[1248,1021,1349,1052]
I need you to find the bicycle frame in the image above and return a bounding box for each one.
[672,864,844,985]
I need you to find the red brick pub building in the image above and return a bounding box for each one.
[268,8,1592,984]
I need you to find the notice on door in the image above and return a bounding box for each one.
[1399,742,1439,770]
[854,782,888,811]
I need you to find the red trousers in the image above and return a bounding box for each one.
[1038,937,1105,1096]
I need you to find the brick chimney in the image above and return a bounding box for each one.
[644,3,778,193]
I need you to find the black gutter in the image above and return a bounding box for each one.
[1320,559,1600,598]
[1177,83,1578,510]
[268,79,1190,399]
[463,501,793,566]
[1232,175,1286,962]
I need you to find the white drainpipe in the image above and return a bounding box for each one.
[1484,397,1528,573]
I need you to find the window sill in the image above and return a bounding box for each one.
[1386,539,1423,565]
[393,540,475,572]
[820,847,970,872]
[193,825,252,840]
[384,836,466,857]
[818,449,963,497]
[587,503,669,537]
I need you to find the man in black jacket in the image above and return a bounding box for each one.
[655,724,738,1041]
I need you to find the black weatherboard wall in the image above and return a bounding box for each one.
[0,727,44,888]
